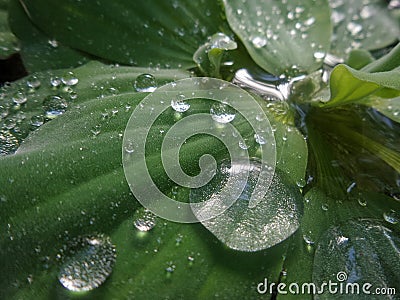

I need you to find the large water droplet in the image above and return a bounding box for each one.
[133,208,157,232]
[210,102,235,123]
[190,159,302,251]
[313,220,400,292]
[58,234,116,292]
[133,74,157,92]
[42,95,68,119]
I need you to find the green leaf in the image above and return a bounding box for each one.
[362,42,400,73]
[223,0,332,76]
[262,101,308,186]
[19,0,231,69]
[0,61,189,155]
[346,49,375,70]
[0,62,306,298]
[8,0,90,72]
[368,96,400,123]
[329,0,400,60]
[313,220,400,299]
[318,64,400,108]
[0,0,19,58]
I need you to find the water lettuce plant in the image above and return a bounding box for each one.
[0,0,399,299]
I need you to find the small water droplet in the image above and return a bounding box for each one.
[61,72,79,86]
[357,198,367,207]
[171,96,190,113]
[48,39,59,48]
[30,115,45,127]
[175,233,183,246]
[210,103,235,123]
[0,130,19,155]
[124,140,135,154]
[251,36,267,48]
[133,208,157,232]
[3,118,16,130]
[254,132,268,145]
[133,74,157,92]
[303,234,314,245]
[42,95,68,119]
[238,138,250,150]
[321,203,329,211]
[58,234,116,292]
[346,182,356,193]
[383,210,398,224]
[27,75,41,89]
[12,91,27,105]
[346,22,362,36]
[50,77,62,88]
[165,261,176,276]
[90,125,101,136]
[0,105,9,119]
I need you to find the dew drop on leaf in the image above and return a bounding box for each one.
[61,72,79,86]
[12,91,27,105]
[0,105,9,119]
[42,95,68,119]
[133,74,157,92]
[50,76,62,88]
[58,234,116,292]
[210,102,235,123]
[0,130,19,155]
[383,210,399,224]
[30,115,45,128]
[133,208,157,232]
[26,75,41,90]
[171,97,190,113]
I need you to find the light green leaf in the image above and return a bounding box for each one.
[8,0,90,72]
[346,49,375,70]
[223,0,331,76]
[318,64,400,108]
[313,220,400,299]
[19,0,231,69]
[0,0,19,58]
[329,0,400,60]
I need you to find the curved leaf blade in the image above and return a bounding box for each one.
[8,0,91,72]
[20,0,231,69]
[223,0,331,75]
[319,64,400,108]
[329,0,400,60]
[0,0,19,58]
